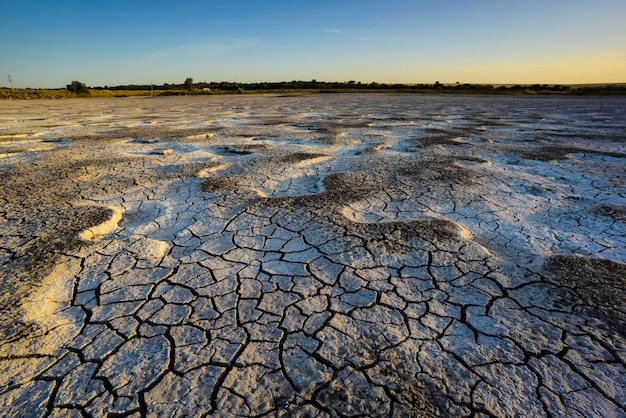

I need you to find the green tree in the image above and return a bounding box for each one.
[184,77,194,91]
[66,80,89,94]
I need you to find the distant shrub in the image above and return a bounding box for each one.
[66,80,90,95]
[184,77,194,91]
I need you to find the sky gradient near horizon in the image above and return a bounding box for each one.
[2,0,625,88]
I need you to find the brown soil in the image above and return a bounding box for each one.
[546,255,626,338]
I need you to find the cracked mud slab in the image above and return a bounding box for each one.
[1,94,625,417]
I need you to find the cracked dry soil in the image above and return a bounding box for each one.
[0,94,625,417]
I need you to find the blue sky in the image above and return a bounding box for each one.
[2,0,625,88]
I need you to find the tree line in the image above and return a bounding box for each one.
[3,79,626,100]
[93,79,574,94]
[87,79,626,95]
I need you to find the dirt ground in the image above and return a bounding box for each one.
[0,94,625,417]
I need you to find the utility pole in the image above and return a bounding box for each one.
[7,75,14,90]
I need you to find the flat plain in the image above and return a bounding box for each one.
[0,94,625,417]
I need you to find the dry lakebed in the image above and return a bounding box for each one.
[0,94,625,417]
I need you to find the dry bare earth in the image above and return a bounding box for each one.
[0,94,625,417]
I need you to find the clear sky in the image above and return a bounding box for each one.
[2,0,625,88]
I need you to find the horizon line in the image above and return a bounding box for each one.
[4,81,626,90]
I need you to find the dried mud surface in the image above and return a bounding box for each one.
[0,94,625,417]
